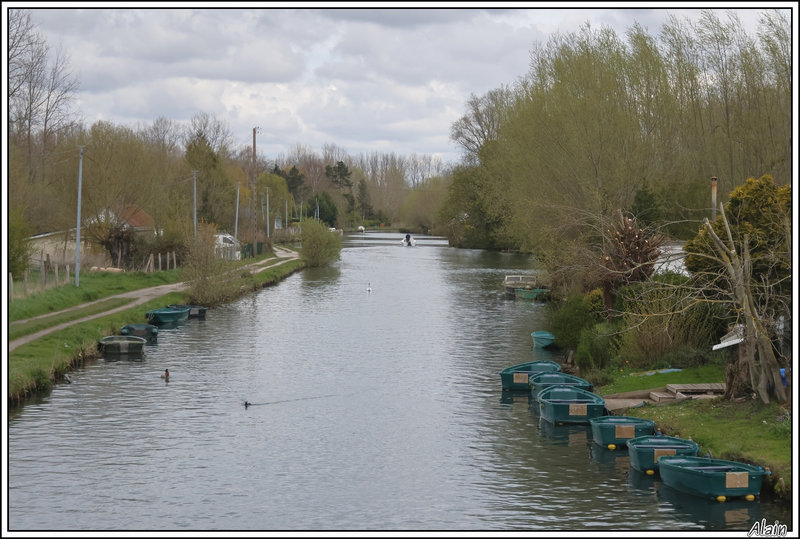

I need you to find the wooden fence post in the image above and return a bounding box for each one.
[158,253,162,271]
[54,263,59,284]
[65,265,70,285]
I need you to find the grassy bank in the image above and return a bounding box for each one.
[594,365,792,502]
[8,254,306,403]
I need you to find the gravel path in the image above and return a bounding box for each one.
[9,247,299,352]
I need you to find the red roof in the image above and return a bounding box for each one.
[120,205,155,228]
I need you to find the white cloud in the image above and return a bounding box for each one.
[14,4,779,165]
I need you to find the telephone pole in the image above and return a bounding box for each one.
[251,127,259,257]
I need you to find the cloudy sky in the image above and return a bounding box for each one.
[11,3,780,165]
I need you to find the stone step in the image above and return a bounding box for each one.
[666,383,726,395]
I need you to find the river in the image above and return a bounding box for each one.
[7,232,792,532]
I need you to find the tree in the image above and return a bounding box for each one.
[684,175,790,403]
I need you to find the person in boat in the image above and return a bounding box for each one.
[161,368,169,380]
[405,233,411,245]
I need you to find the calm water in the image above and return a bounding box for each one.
[7,232,792,532]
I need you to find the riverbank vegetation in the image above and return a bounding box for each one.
[8,250,305,403]
[299,219,343,267]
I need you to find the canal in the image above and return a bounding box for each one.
[7,232,792,531]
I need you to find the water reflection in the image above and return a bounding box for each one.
[656,482,764,529]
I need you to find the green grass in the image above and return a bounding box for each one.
[595,363,726,395]
[9,297,136,340]
[9,269,182,321]
[623,398,792,499]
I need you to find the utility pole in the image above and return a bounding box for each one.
[234,182,240,241]
[711,176,718,221]
[251,127,259,257]
[74,147,84,286]
[192,170,197,241]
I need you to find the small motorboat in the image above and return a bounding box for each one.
[537,386,606,424]
[627,434,699,475]
[515,288,551,301]
[120,323,159,343]
[98,335,147,355]
[146,305,190,325]
[499,360,561,392]
[168,304,208,319]
[529,371,593,399]
[658,455,769,502]
[589,415,655,449]
[530,330,556,348]
[401,233,416,246]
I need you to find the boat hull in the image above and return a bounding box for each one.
[627,435,699,474]
[168,304,207,319]
[499,360,561,392]
[658,455,768,501]
[538,386,605,424]
[589,416,655,448]
[529,372,593,399]
[530,331,556,348]
[515,288,551,301]
[146,306,190,325]
[98,335,147,355]
[120,323,158,342]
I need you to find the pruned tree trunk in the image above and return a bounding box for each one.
[704,207,787,404]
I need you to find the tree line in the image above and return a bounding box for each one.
[7,9,453,274]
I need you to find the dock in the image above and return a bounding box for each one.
[603,383,726,412]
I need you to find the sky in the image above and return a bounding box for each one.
[5,3,790,166]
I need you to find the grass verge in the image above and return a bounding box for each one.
[595,365,792,503]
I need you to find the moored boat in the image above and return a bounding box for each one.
[529,371,593,400]
[168,304,208,319]
[537,386,606,424]
[120,323,159,343]
[146,306,190,325]
[98,335,147,355]
[515,288,551,301]
[627,435,699,475]
[589,416,655,449]
[499,360,561,392]
[658,455,769,502]
[530,330,556,348]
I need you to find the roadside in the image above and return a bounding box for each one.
[9,246,299,352]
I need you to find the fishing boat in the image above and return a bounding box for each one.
[515,288,551,301]
[589,416,655,449]
[97,335,147,355]
[530,330,556,348]
[499,360,561,392]
[627,435,699,475]
[168,304,208,319]
[529,371,593,400]
[145,305,190,325]
[120,323,159,343]
[537,386,606,424]
[658,455,769,502]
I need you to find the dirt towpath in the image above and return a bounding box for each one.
[9,247,300,352]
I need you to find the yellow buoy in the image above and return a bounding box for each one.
[745,494,755,501]
[716,495,727,503]
[646,469,655,475]
[607,444,617,450]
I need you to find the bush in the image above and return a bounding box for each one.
[9,206,33,277]
[547,293,603,350]
[575,322,620,372]
[300,220,342,267]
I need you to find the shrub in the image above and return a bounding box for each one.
[300,219,342,267]
[575,322,620,372]
[547,293,603,350]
